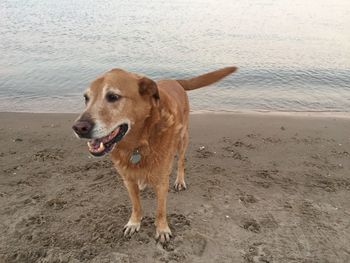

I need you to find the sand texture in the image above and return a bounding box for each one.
[0,112,349,263]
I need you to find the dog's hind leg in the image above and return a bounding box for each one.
[174,127,189,191]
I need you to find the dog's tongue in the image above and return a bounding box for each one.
[90,139,100,148]
[87,139,105,153]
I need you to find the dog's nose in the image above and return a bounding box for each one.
[72,120,93,137]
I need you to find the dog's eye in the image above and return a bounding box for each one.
[106,92,120,103]
[84,94,89,104]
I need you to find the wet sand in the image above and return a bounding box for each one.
[0,112,349,263]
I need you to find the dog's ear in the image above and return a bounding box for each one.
[138,77,160,100]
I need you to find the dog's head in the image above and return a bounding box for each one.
[72,68,159,157]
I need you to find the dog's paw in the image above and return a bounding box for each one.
[155,226,172,243]
[123,220,141,236]
[174,180,187,191]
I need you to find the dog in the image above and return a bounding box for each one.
[72,66,237,243]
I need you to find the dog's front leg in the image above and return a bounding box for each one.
[154,180,172,243]
[123,179,142,236]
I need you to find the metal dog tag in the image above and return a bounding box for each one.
[130,150,141,164]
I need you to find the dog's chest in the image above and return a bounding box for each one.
[110,144,175,180]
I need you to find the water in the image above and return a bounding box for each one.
[0,0,349,113]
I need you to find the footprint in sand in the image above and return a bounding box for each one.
[243,242,273,263]
[241,218,261,233]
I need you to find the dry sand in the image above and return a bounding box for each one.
[0,112,349,263]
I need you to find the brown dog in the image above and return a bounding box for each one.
[72,66,237,243]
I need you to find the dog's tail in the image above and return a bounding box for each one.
[176,66,237,91]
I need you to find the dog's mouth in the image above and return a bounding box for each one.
[87,124,128,157]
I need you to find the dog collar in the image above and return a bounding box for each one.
[130,149,141,164]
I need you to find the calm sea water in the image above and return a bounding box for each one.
[0,0,349,113]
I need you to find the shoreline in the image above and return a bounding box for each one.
[191,110,350,119]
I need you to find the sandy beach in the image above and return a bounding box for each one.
[0,112,349,263]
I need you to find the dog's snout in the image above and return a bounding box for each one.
[72,120,93,137]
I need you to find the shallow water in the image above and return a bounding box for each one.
[0,0,349,113]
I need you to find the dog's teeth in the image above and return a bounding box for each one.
[98,142,105,152]
[87,141,92,149]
